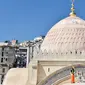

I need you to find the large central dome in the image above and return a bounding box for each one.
[41,16,85,53]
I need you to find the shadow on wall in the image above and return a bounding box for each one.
[37,64,46,83]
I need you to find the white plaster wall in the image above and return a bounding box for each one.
[28,61,38,85]
[43,66,65,75]
[3,68,28,85]
[37,62,65,83]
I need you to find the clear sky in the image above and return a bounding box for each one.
[0,0,84,42]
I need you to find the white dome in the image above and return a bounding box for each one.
[41,16,85,53]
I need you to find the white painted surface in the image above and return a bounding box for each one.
[41,16,85,53]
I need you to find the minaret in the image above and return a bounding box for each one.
[70,0,76,17]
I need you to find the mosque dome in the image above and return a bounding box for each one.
[41,16,85,53]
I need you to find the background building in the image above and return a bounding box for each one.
[0,43,15,84]
[0,36,44,84]
[18,36,45,67]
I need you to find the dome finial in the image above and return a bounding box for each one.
[70,0,76,17]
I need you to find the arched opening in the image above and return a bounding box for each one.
[37,64,85,85]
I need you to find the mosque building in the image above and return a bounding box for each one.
[2,1,85,85]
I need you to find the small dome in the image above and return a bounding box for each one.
[41,16,85,53]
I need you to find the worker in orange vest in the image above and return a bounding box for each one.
[71,66,75,83]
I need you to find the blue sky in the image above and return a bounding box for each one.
[0,0,84,42]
